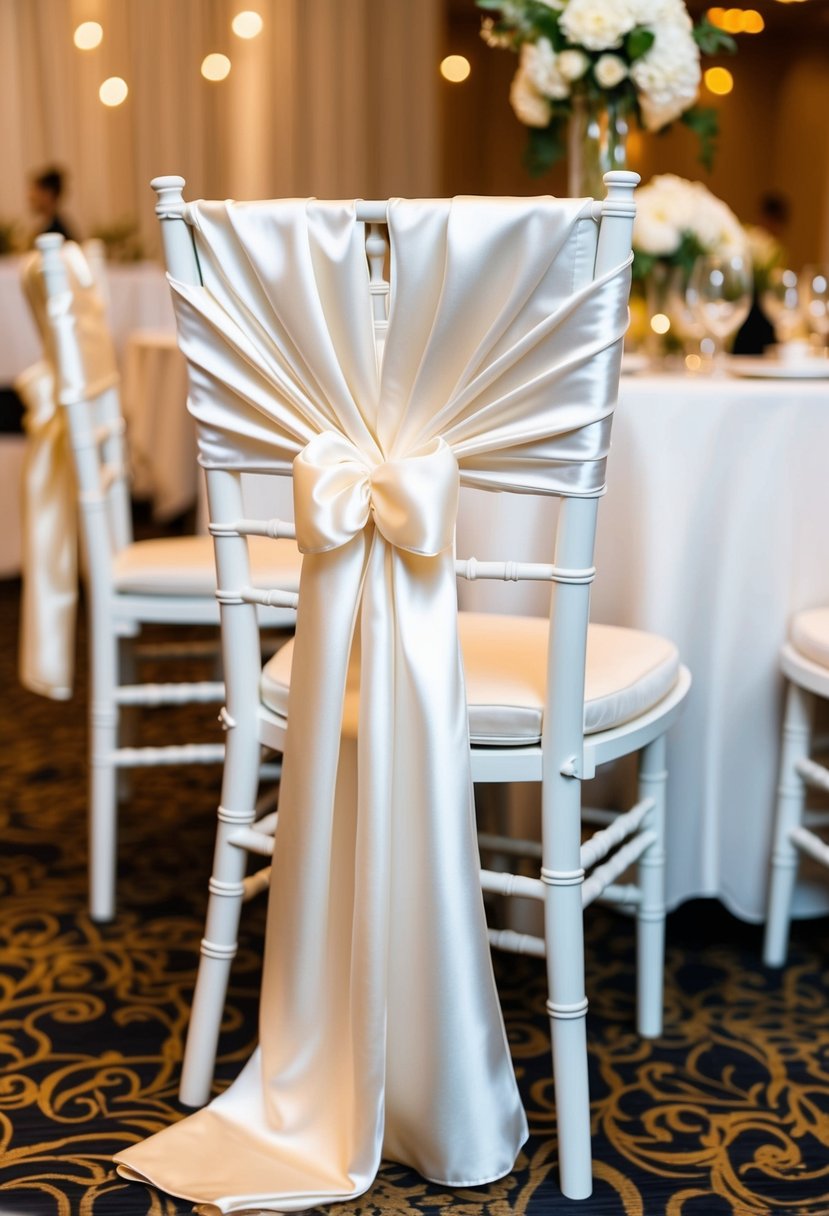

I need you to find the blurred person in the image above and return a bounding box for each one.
[28,166,78,244]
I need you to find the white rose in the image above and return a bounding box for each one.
[560,0,637,51]
[509,65,553,127]
[521,37,570,100]
[594,53,628,88]
[558,48,590,81]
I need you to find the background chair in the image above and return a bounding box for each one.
[22,234,301,922]
[150,174,689,1202]
[764,608,829,965]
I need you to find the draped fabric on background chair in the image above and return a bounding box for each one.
[20,236,301,922]
[764,608,829,965]
[115,174,687,1211]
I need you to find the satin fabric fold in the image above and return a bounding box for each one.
[15,361,77,700]
[115,196,631,1212]
[17,244,120,700]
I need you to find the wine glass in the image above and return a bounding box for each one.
[664,266,707,371]
[800,264,829,352]
[688,252,753,373]
[760,267,804,348]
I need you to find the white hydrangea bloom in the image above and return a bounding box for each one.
[558,48,590,81]
[509,64,554,126]
[594,53,628,88]
[631,19,700,130]
[559,0,638,51]
[521,37,570,100]
[634,175,746,259]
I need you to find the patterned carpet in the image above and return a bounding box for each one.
[2,574,829,1216]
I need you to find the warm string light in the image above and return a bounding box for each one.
[704,66,735,95]
[440,55,472,83]
[707,7,765,33]
[99,76,128,106]
[84,9,263,106]
[74,21,103,50]
[201,53,232,81]
[232,10,264,39]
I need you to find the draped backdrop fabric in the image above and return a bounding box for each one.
[17,242,119,700]
[0,0,440,261]
[114,197,632,1212]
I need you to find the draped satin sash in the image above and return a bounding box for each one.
[114,197,632,1212]
[16,361,77,700]
[17,244,119,700]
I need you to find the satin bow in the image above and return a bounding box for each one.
[293,431,459,556]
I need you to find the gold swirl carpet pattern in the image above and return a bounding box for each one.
[1,576,828,1216]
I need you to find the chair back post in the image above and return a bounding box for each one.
[594,171,638,279]
[151,176,202,286]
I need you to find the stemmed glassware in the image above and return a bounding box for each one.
[664,266,707,369]
[800,264,829,352]
[688,252,753,374]
[760,267,804,348]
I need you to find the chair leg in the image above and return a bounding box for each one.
[89,631,119,923]
[764,681,813,968]
[544,875,592,1200]
[636,734,667,1039]
[179,721,261,1109]
[543,770,592,1201]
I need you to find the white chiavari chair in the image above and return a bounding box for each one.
[147,173,689,1202]
[23,234,302,922]
[764,609,829,965]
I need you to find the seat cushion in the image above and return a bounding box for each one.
[260,612,680,742]
[790,607,829,671]
[113,534,302,596]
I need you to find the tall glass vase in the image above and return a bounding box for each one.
[567,93,629,199]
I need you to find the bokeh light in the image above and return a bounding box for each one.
[440,55,471,83]
[74,21,103,50]
[99,76,128,106]
[201,53,232,82]
[704,66,734,95]
[232,11,264,39]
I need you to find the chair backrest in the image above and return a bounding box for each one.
[23,235,133,582]
[151,178,636,759]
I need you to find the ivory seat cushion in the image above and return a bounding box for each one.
[790,607,829,671]
[260,612,679,741]
[114,535,301,596]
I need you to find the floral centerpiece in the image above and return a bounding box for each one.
[632,173,746,279]
[629,173,748,354]
[477,0,735,180]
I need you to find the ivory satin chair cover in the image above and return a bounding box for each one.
[16,243,117,699]
[115,192,633,1210]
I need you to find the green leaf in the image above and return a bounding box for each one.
[693,18,738,56]
[523,122,567,177]
[625,26,656,62]
[632,251,657,280]
[475,0,506,11]
[681,105,720,171]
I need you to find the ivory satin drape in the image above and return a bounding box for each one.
[114,197,631,1212]
[17,242,119,700]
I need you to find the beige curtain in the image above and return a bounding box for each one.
[0,0,442,258]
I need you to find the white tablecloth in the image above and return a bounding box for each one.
[457,370,829,923]
[122,331,197,521]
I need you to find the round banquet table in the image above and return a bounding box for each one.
[456,368,829,924]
